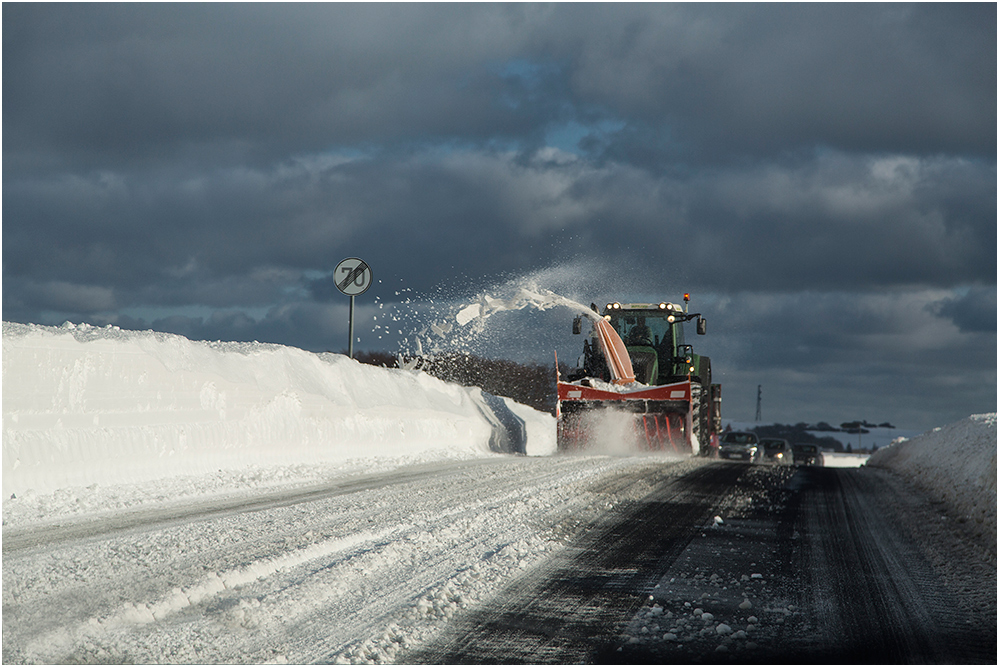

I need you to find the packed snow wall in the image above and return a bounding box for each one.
[2,322,556,495]
[868,413,997,544]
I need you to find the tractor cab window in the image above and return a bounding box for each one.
[610,313,673,350]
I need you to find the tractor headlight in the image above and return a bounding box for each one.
[667,315,675,323]
[659,302,668,310]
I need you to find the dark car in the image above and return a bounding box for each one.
[792,443,824,466]
[718,431,760,462]
[759,438,793,465]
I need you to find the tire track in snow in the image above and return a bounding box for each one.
[406,462,744,663]
[19,526,403,661]
[792,467,994,663]
[257,457,703,664]
[4,454,705,664]
[2,458,506,554]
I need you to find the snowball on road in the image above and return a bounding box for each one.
[2,321,995,664]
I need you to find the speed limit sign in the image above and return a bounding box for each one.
[334,257,372,359]
[334,257,372,296]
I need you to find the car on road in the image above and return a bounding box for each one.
[760,438,793,465]
[718,431,761,462]
[792,443,824,466]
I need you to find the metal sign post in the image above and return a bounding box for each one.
[333,257,372,359]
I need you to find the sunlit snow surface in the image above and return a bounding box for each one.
[2,319,996,664]
[3,319,994,533]
[2,321,555,503]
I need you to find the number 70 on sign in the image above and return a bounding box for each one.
[334,258,372,296]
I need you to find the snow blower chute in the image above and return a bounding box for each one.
[556,296,721,454]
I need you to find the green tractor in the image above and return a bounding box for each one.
[558,295,721,454]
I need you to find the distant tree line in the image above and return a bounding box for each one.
[749,423,846,452]
[809,420,896,433]
[350,350,559,415]
[346,350,902,435]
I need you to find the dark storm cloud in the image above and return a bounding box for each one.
[929,286,998,334]
[3,3,551,170]
[5,3,994,171]
[127,301,349,354]
[12,148,985,301]
[701,288,997,427]
[680,153,997,291]
[3,3,994,430]
[568,3,996,163]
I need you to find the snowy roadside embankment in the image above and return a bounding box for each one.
[2,322,556,498]
[867,413,997,545]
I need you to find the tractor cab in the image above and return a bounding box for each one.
[559,294,721,454]
[571,297,708,386]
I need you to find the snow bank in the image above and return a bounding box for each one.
[2,322,556,496]
[821,452,870,468]
[867,413,996,540]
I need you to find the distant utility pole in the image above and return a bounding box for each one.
[755,385,762,422]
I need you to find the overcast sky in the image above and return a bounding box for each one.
[4,3,995,430]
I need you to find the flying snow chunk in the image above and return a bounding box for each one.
[431,321,453,337]
[397,355,420,371]
[456,304,482,326]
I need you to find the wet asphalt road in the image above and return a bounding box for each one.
[405,461,996,664]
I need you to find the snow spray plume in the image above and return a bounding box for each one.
[386,260,625,369]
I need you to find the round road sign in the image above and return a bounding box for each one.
[333,257,372,296]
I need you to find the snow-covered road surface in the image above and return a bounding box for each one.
[413,462,996,664]
[5,456,995,664]
[2,453,698,664]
